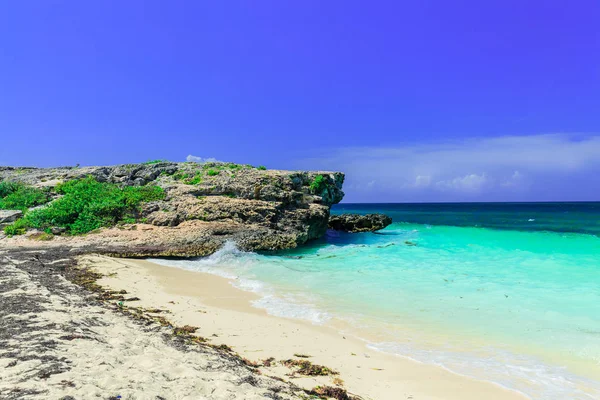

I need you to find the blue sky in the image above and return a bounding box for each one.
[1,1,599,202]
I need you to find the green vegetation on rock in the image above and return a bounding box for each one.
[3,218,30,236]
[4,177,165,236]
[143,159,168,165]
[0,181,50,211]
[173,171,203,185]
[309,174,326,194]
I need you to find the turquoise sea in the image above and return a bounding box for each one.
[151,202,600,399]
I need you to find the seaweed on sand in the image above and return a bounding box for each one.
[281,359,338,376]
[308,385,353,400]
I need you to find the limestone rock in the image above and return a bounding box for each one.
[0,210,23,224]
[0,162,345,256]
[328,213,392,233]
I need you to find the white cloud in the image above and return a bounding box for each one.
[296,134,600,201]
[435,173,488,192]
[501,170,524,187]
[186,155,221,163]
[404,175,432,188]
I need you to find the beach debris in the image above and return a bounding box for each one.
[145,307,168,313]
[293,353,312,358]
[332,377,344,387]
[210,343,234,352]
[281,359,338,376]
[266,374,286,382]
[261,357,276,367]
[241,357,261,368]
[308,385,352,400]
[59,334,93,341]
[173,325,199,335]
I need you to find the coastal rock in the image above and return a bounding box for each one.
[0,210,23,224]
[328,213,392,233]
[0,162,345,256]
[50,226,67,235]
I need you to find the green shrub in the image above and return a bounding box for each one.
[309,174,326,194]
[173,171,202,185]
[187,174,203,185]
[0,181,49,211]
[257,165,267,170]
[226,163,243,170]
[27,177,165,235]
[4,218,30,236]
[0,181,21,198]
[143,159,168,165]
[206,169,219,176]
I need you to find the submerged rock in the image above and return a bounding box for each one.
[328,213,392,233]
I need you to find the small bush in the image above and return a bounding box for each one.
[187,174,202,185]
[4,218,30,236]
[257,165,267,170]
[173,171,202,185]
[0,181,21,198]
[224,163,243,170]
[206,169,219,176]
[143,159,168,165]
[26,177,165,235]
[0,181,49,211]
[309,174,326,194]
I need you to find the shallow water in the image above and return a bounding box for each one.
[150,202,600,399]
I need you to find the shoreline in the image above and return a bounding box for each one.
[0,249,306,400]
[87,254,529,400]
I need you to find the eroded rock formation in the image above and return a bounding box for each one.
[328,213,392,233]
[0,162,344,256]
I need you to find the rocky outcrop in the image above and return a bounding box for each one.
[0,162,345,256]
[0,210,22,224]
[328,213,392,233]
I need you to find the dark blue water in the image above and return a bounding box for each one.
[333,202,600,236]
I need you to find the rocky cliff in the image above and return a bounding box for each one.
[0,162,344,256]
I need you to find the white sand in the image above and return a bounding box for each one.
[0,254,303,400]
[84,254,529,400]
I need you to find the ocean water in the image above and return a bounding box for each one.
[150,202,600,399]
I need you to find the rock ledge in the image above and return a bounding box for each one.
[328,213,392,233]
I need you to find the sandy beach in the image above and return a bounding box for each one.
[79,254,529,400]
